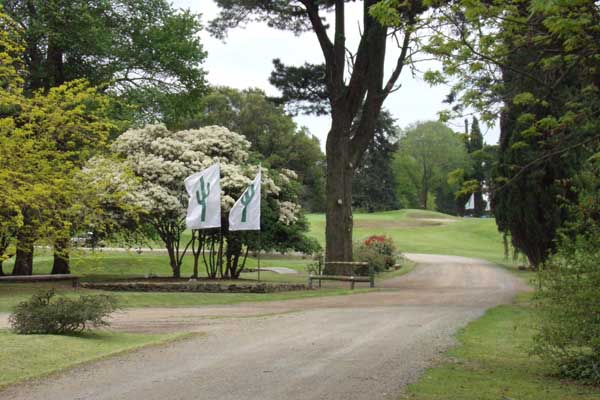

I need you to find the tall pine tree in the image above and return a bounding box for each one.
[352,111,399,212]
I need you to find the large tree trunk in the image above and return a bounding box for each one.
[324,124,355,275]
[12,234,34,276]
[51,237,70,274]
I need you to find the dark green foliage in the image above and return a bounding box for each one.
[253,196,322,256]
[215,171,321,279]
[493,35,586,266]
[468,118,486,216]
[353,235,397,275]
[424,0,600,266]
[187,87,326,212]
[9,290,118,334]
[491,11,587,266]
[533,162,600,384]
[534,233,600,383]
[210,0,436,265]
[353,111,400,212]
[3,0,207,125]
[306,252,325,276]
[455,117,496,217]
[269,59,329,116]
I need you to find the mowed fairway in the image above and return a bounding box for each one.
[308,210,509,266]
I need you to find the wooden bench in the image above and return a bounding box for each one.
[0,274,81,288]
[308,261,374,289]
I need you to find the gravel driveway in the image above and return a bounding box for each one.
[0,254,528,400]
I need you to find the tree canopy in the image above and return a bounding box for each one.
[186,86,326,212]
[1,78,117,275]
[2,0,207,125]
[352,111,400,212]
[421,0,600,266]
[111,124,318,278]
[394,121,469,212]
[210,0,440,266]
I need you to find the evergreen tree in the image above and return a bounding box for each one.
[352,111,399,212]
[469,117,486,216]
[424,0,600,267]
[211,0,442,269]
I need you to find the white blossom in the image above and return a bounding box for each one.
[110,124,301,224]
[278,201,301,225]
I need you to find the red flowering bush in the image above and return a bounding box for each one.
[353,235,397,275]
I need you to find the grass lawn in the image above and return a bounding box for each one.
[308,210,517,268]
[403,295,600,400]
[2,249,313,283]
[0,329,194,388]
[0,281,368,313]
[0,208,589,397]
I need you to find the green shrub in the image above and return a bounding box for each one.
[9,290,118,334]
[354,235,397,275]
[533,231,600,384]
[306,252,324,276]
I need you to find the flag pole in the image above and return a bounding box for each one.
[257,230,261,282]
[257,164,262,282]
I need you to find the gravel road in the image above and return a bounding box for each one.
[0,254,528,400]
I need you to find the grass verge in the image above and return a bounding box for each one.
[0,282,369,313]
[377,258,417,281]
[0,329,196,389]
[403,296,600,400]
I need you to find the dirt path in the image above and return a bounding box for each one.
[0,254,528,400]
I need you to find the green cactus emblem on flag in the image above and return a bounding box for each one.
[229,167,260,231]
[185,164,221,229]
[240,182,256,223]
[195,176,210,222]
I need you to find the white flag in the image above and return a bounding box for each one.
[465,193,475,210]
[229,168,261,231]
[185,164,221,229]
[483,192,491,211]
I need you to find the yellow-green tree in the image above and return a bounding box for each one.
[1,11,118,275]
[0,9,27,274]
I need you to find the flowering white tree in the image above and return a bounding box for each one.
[76,157,146,247]
[111,124,317,278]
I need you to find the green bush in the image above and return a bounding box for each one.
[9,290,118,334]
[533,231,600,384]
[354,235,397,275]
[306,252,324,276]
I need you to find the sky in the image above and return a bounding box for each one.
[173,0,500,150]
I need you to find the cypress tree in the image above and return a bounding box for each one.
[469,117,486,217]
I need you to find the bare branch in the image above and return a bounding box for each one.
[382,30,411,96]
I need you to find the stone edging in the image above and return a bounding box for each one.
[81,281,309,293]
